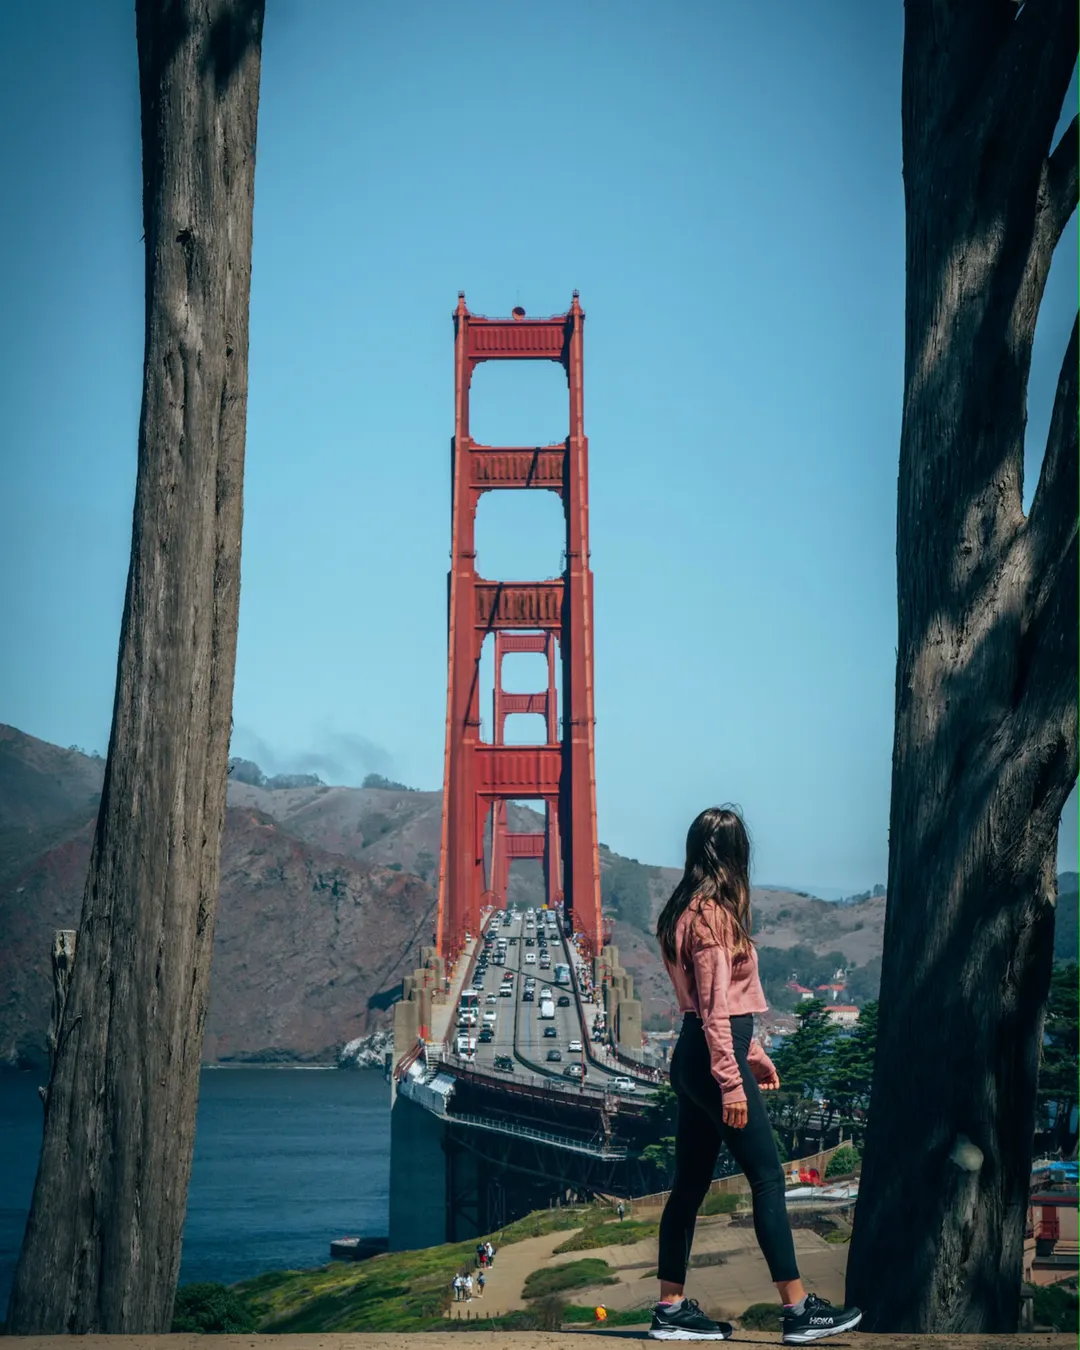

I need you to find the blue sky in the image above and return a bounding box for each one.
[1,2,1075,893]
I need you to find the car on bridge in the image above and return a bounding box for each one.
[612,1076,637,1093]
[524,953,536,964]
[546,1049,563,1062]
[568,1038,582,1053]
[564,1063,585,1080]
[557,995,571,1007]
[479,1028,494,1043]
[494,1055,513,1072]
[543,1026,558,1038]
[483,1009,497,1024]
[522,989,534,1002]
[499,985,513,997]
[486,993,498,1004]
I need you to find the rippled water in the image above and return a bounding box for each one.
[0,1066,390,1315]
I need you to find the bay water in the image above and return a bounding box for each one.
[0,1066,390,1316]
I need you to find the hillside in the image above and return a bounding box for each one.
[0,727,435,1070]
[1,723,1074,1065]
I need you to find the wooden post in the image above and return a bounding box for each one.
[38,930,77,1109]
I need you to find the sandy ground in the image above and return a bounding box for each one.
[448,1214,848,1324]
[3,1335,1070,1348]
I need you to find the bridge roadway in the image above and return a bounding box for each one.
[441,907,657,1100]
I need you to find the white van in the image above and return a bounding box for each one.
[456,1034,477,1055]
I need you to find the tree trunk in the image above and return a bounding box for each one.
[845,1,1077,1334]
[6,0,264,1333]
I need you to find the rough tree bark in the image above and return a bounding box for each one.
[6,0,264,1333]
[845,0,1077,1334]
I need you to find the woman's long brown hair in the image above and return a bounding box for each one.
[655,806,754,963]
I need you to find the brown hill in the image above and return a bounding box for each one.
[6,723,1069,1065]
[0,726,435,1070]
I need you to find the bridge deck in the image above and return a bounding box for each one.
[419,906,656,1101]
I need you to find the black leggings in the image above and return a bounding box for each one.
[658,1013,799,1286]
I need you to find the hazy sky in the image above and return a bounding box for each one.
[1,2,1076,893]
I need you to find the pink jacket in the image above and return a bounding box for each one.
[661,900,776,1105]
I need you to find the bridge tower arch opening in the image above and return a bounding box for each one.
[436,292,602,962]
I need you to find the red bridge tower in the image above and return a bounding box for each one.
[435,292,602,963]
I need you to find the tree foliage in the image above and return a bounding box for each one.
[1038,963,1079,1156]
[171,1283,258,1333]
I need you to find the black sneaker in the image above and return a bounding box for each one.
[649,1298,732,1340]
[782,1292,862,1343]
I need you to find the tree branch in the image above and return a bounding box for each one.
[976,0,1077,190]
[1042,114,1079,252]
[1027,313,1079,602]
[1015,315,1080,745]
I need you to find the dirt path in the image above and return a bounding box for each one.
[446,1230,580,1319]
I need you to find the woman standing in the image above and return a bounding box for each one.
[648,807,863,1343]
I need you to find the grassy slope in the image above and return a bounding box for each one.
[231,1206,599,1332]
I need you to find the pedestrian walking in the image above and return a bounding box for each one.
[477,1271,486,1298]
[452,1274,462,1302]
[463,1273,474,1302]
[617,1201,625,1222]
[476,1241,486,1267]
[648,806,864,1345]
[486,1241,495,1266]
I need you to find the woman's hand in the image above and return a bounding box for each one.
[757,1068,781,1091]
[722,1100,748,1129]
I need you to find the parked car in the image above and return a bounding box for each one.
[546,1049,563,1062]
[543,1026,558,1039]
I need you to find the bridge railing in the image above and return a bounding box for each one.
[448,1110,629,1160]
[565,940,659,1089]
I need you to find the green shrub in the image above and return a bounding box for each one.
[171,1282,258,1333]
[553,1220,658,1252]
[522,1259,617,1300]
[825,1144,860,1178]
[739,1301,783,1330]
[824,1228,851,1243]
[698,1192,739,1216]
[1032,1283,1078,1333]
